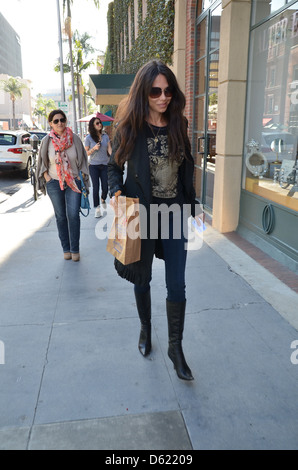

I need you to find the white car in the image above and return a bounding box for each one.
[0,130,32,178]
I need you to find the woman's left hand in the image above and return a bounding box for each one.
[194,212,206,233]
[195,212,205,225]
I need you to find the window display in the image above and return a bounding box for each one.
[244,3,298,211]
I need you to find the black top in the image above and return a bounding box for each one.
[145,122,184,207]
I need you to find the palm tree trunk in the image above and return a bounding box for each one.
[56,0,66,102]
[11,98,16,130]
[66,0,77,134]
[68,36,78,133]
[76,73,82,137]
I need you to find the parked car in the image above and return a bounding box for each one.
[28,130,48,143]
[0,130,33,178]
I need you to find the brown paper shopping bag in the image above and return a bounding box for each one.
[106,196,141,265]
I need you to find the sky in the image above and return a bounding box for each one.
[0,0,110,95]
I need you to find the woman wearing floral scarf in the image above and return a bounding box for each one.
[37,110,89,262]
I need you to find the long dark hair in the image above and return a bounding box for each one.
[88,117,103,143]
[114,59,191,167]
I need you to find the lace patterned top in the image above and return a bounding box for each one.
[145,123,184,202]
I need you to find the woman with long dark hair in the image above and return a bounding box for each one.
[108,60,201,381]
[85,114,112,218]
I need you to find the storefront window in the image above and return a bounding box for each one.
[244,3,298,211]
[252,0,290,25]
[194,3,221,209]
[203,0,219,11]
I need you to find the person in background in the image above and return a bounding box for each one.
[37,109,89,262]
[108,60,202,381]
[84,113,112,218]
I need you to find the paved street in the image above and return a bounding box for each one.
[0,171,24,204]
[0,179,298,450]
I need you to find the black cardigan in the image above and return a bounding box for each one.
[108,128,199,286]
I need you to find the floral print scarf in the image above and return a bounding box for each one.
[49,127,81,193]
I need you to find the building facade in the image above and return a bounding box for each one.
[104,0,298,272]
[0,13,28,129]
[0,13,23,78]
[177,0,298,272]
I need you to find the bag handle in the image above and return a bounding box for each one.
[79,171,90,217]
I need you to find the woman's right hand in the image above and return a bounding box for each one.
[110,190,122,214]
[44,172,51,183]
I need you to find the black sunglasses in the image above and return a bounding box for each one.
[53,118,66,124]
[94,121,102,126]
[149,87,173,99]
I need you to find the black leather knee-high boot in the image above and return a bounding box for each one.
[166,300,194,381]
[134,289,152,356]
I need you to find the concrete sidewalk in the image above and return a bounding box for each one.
[0,186,298,450]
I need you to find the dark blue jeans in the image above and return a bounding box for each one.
[46,178,81,254]
[134,210,187,302]
[89,164,108,207]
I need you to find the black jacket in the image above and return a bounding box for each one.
[108,128,199,286]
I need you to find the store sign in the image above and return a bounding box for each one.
[58,101,69,113]
[269,17,289,46]
[259,10,298,52]
[269,11,298,47]
[292,10,298,37]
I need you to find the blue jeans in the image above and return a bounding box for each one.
[134,210,187,302]
[89,164,108,207]
[46,178,81,254]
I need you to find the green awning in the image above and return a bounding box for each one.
[89,74,135,106]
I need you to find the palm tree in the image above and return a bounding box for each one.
[62,0,100,11]
[73,32,96,121]
[0,77,27,130]
[33,94,56,130]
[62,0,100,133]
[62,0,100,13]
[55,31,96,136]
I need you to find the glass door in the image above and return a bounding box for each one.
[193,3,222,210]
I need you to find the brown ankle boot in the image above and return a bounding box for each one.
[72,253,80,262]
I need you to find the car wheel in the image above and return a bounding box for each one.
[21,158,31,179]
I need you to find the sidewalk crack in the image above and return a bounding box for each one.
[26,268,64,449]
